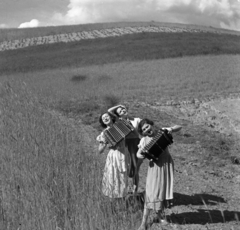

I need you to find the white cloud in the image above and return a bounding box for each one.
[18,19,40,28]
[50,0,240,31]
[0,23,8,28]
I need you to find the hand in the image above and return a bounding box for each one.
[168,128,173,134]
[105,143,111,149]
[102,141,110,149]
[141,149,148,156]
[162,127,172,134]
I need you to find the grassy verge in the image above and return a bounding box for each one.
[0,81,142,230]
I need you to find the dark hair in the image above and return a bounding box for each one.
[113,110,120,117]
[138,118,154,135]
[99,112,116,128]
[114,105,127,117]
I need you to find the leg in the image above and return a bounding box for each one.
[133,158,143,192]
[125,146,134,178]
[157,207,169,225]
[126,138,141,192]
[138,208,150,230]
[125,139,137,179]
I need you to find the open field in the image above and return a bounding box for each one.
[1,21,240,43]
[1,54,240,113]
[0,22,240,230]
[1,30,240,75]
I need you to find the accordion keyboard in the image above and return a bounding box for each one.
[104,119,134,147]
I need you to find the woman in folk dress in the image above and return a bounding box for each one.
[97,112,129,198]
[136,118,182,230]
[108,105,143,193]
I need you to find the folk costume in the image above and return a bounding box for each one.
[96,131,129,198]
[107,105,143,192]
[123,117,142,178]
[137,133,174,210]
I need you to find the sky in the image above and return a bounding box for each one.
[0,0,240,31]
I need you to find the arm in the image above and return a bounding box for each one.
[162,125,182,133]
[98,142,107,154]
[108,105,121,115]
[108,105,126,116]
[171,125,182,133]
[136,138,146,159]
[136,147,145,159]
[96,132,108,154]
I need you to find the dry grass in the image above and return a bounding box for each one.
[2,54,239,108]
[70,74,88,82]
[1,25,240,229]
[0,81,143,230]
[1,54,240,133]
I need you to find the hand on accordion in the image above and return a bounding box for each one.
[140,147,148,154]
[136,147,148,159]
[162,127,172,134]
[100,140,111,149]
[140,149,150,159]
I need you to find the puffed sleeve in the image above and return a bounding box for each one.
[137,138,145,159]
[130,117,141,129]
[96,132,107,144]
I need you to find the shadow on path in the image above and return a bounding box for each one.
[173,192,226,206]
[169,208,240,225]
[167,193,239,225]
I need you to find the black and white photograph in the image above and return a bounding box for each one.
[0,1,240,229]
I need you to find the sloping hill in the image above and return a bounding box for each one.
[1,22,240,230]
[1,21,240,51]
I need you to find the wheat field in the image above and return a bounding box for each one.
[1,23,240,230]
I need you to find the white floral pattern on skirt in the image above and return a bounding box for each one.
[97,132,129,198]
[102,148,128,198]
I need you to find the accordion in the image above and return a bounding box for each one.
[143,129,173,162]
[104,119,134,147]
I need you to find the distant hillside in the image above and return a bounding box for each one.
[1,21,240,43]
[1,22,240,52]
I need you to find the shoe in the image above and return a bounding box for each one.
[160,219,169,226]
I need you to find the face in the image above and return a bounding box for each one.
[141,123,153,136]
[102,113,112,126]
[116,107,128,117]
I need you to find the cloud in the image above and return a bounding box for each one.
[164,0,240,30]
[0,24,8,28]
[50,0,240,31]
[18,19,40,28]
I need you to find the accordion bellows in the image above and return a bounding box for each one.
[143,129,173,161]
[104,119,134,147]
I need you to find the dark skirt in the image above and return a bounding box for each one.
[125,138,140,178]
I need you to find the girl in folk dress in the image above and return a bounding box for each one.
[97,112,129,198]
[108,105,143,193]
[136,118,182,230]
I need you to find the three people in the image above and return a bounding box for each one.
[96,106,182,229]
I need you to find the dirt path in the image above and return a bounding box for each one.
[140,96,240,229]
[49,96,240,230]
